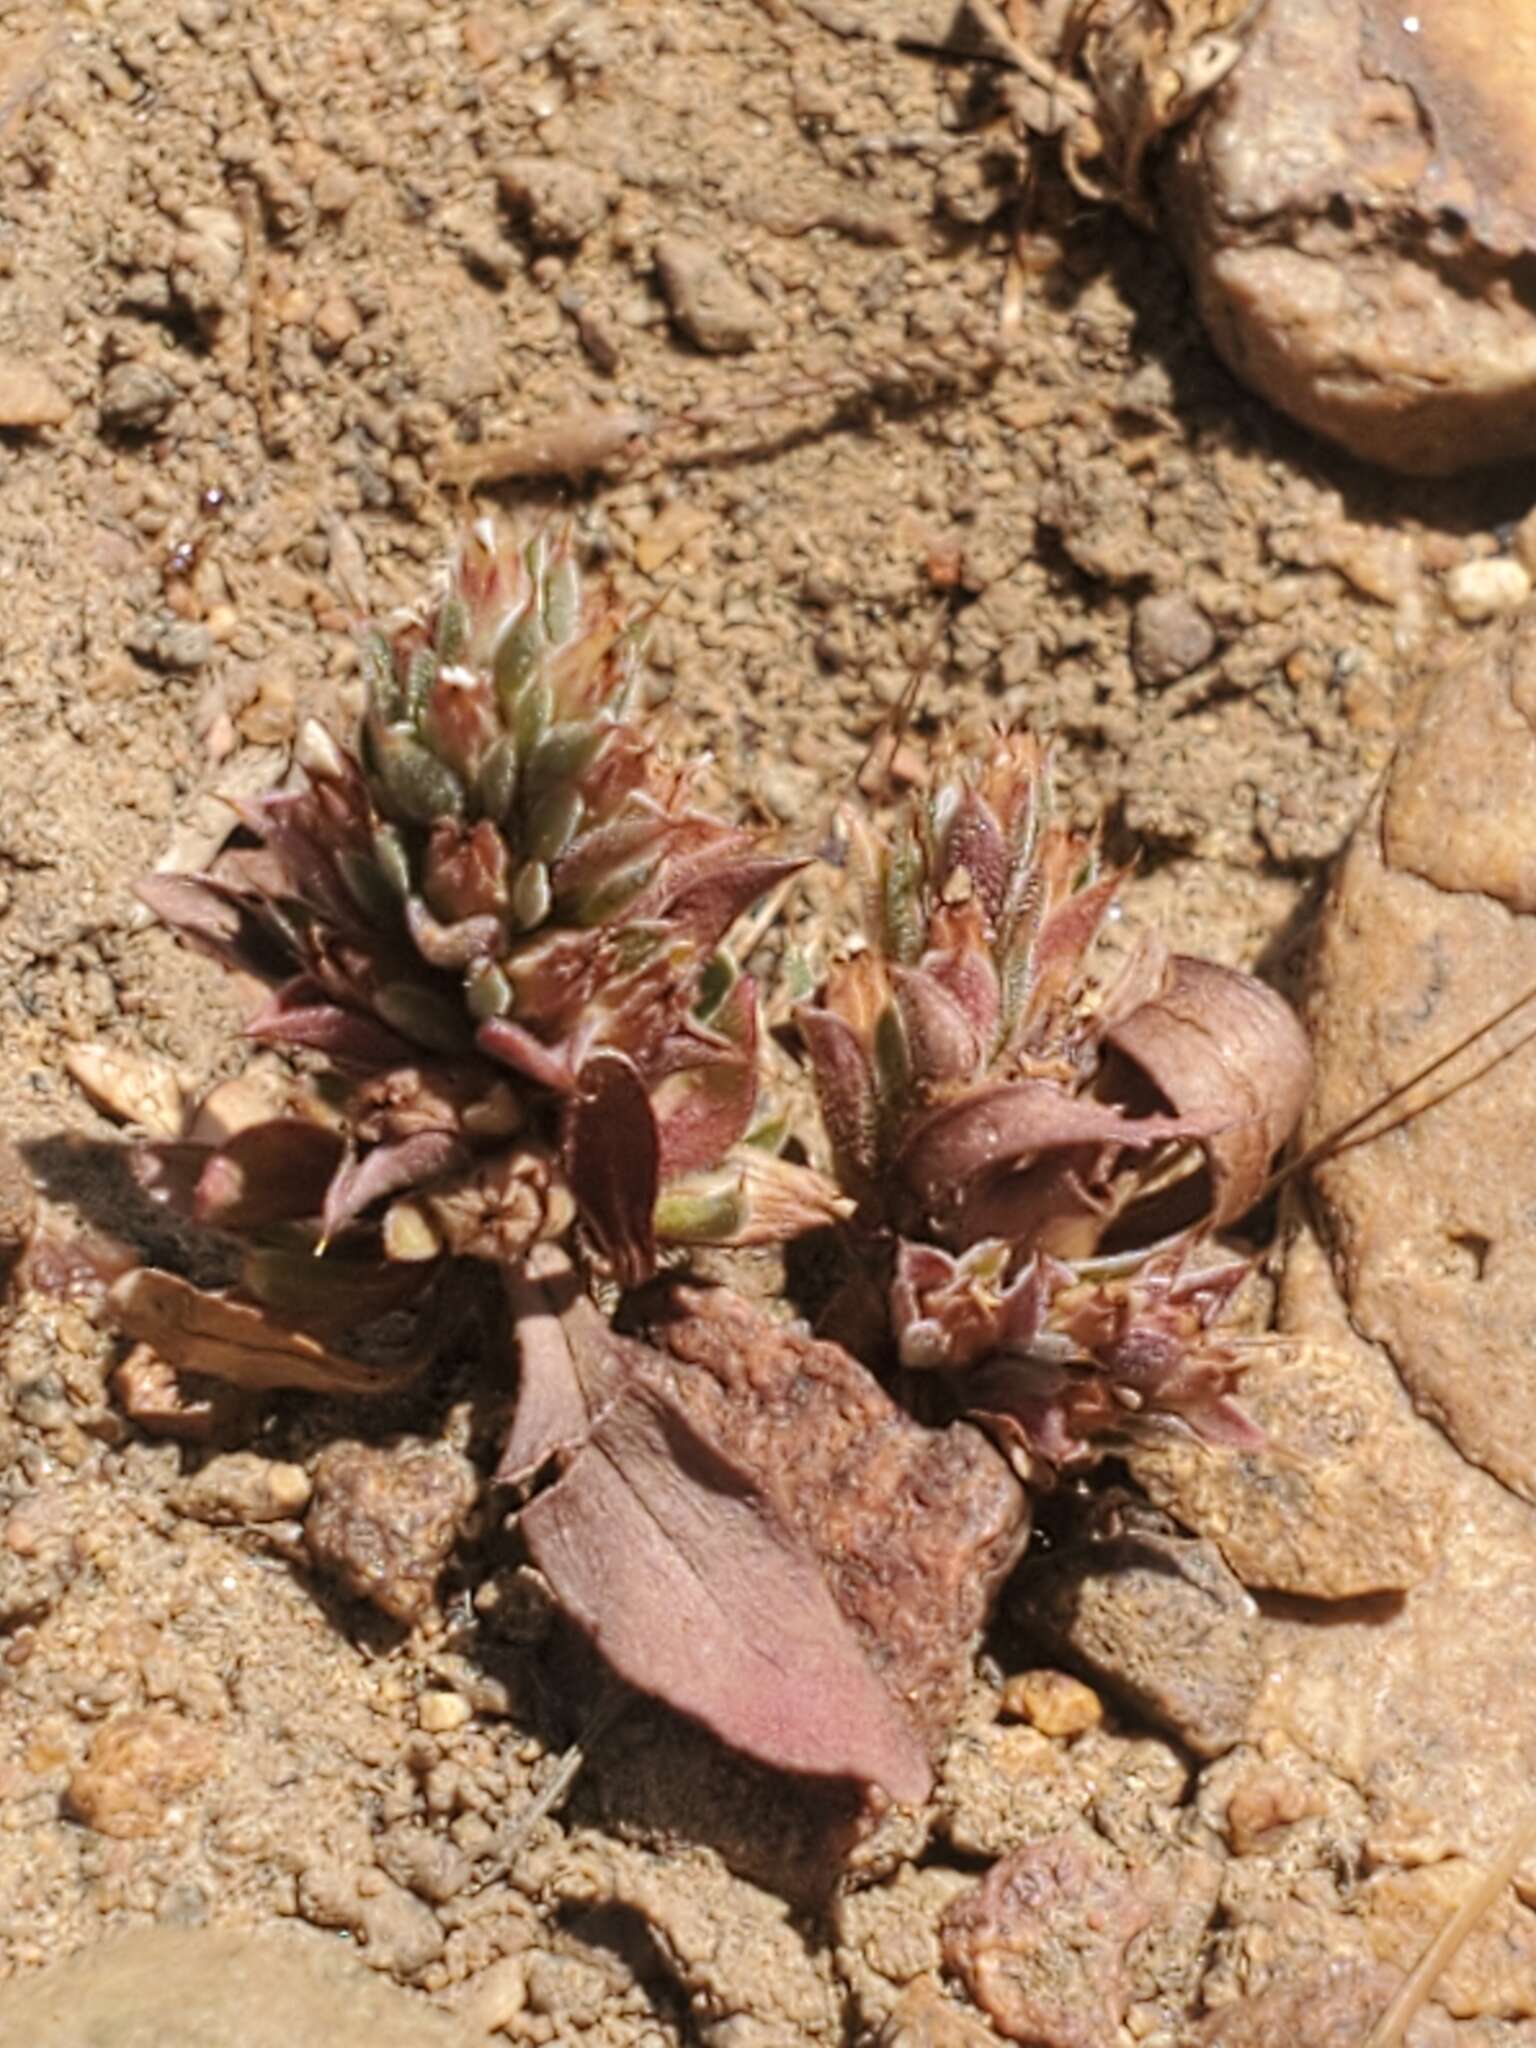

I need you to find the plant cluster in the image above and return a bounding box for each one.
[106,520,1311,1808]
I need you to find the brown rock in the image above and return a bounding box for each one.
[654,235,770,354]
[174,1450,312,1524]
[1191,1961,1453,2048]
[0,1927,471,2048]
[998,1668,1103,1738]
[0,357,70,427]
[65,1710,221,1839]
[98,360,178,430]
[879,1976,1003,2047]
[305,1438,477,1623]
[1129,590,1216,685]
[497,156,609,247]
[941,1834,1156,2048]
[1165,0,1536,473]
[642,1283,1029,1755]
[1008,1518,1262,1758]
[1125,1324,1443,1597]
[1306,609,1536,1498]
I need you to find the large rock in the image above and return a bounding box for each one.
[1306,609,1536,1499]
[0,1927,469,2048]
[1166,0,1536,473]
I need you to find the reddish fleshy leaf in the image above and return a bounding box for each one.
[247,989,415,1068]
[134,873,285,983]
[477,1014,582,1094]
[193,1119,346,1229]
[648,979,760,1180]
[650,851,808,956]
[320,1129,467,1244]
[794,1004,881,1192]
[897,1081,1202,1219]
[564,1050,659,1287]
[498,1253,639,1484]
[891,964,983,1087]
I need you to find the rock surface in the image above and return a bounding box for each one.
[1306,609,1536,1498]
[0,1927,470,2047]
[1166,0,1536,473]
[1126,1321,1443,1598]
[1008,1518,1262,1758]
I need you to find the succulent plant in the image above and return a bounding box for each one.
[796,733,1312,1474]
[134,521,830,1295]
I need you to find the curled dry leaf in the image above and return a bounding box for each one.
[108,1267,428,1396]
[1104,953,1313,1228]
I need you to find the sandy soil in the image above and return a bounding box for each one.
[2,2,1534,2042]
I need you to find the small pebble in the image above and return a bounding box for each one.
[66,1710,221,1839]
[175,1452,312,1525]
[654,234,770,354]
[1444,556,1532,622]
[312,164,360,216]
[128,616,215,672]
[417,1689,473,1734]
[312,295,363,353]
[1130,590,1217,686]
[497,156,608,247]
[998,1668,1103,1739]
[0,357,70,427]
[99,360,179,430]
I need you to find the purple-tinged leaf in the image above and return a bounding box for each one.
[937,786,1010,926]
[890,965,982,1087]
[795,1004,881,1192]
[404,895,503,971]
[247,985,416,1068]
[130,1142,208,1220]
[922,902,1003,1055]
[477,1015,580,1094]
[648,979,760,1180]
[564,1050,658,1288]
[1027,869,1124,1017]
[518,1373,934,1803]
[897,1082,1204,1218]
[193,1119,346,1229]
[321,1129,467,1243]
[135,873,288,983]
[1103,955,1312,1228]
[652,852,809,956]
[497,1251,635,1484]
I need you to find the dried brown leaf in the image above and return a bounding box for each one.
[518,1373,935,1803]
[1104,954,1312,1227]
[108,1268,427,1396]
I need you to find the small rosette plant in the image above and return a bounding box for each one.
[129,521,832,1315]
[796,734,1311,1474]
